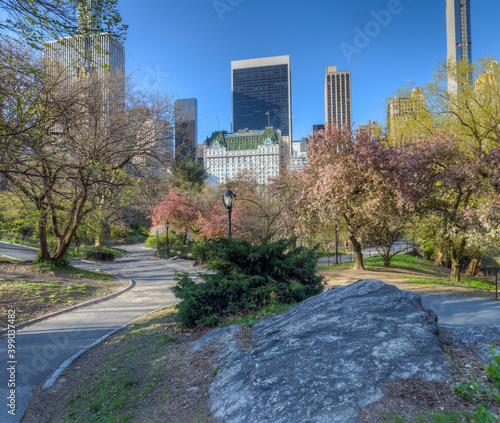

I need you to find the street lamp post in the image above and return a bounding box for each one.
[156,228,159,257]
[165,221,170,258]
[222,189,236,238]
[334,218,339,265]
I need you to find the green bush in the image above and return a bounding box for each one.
[423,242,436,261]
[34,252,71,270]
[146,232,192,255]
[191,241,212,263]
[82,246,119,261]
[172,237,325,328]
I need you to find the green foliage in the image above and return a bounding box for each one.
[82,246,119,261]
[146,232,192,255]
[191,241,212,263]
[423,242,436,261]
[171,237,325,328]
[451,346,500,422]
[170,155,207,192]
[486,346,500,390]
[34,252,71,270]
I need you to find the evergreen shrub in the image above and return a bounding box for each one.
[172,237,325,327]
[82,246,118,261]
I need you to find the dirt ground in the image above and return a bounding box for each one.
[0,259,129,330]
[23,309,223,423]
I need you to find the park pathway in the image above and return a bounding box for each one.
[0,242,202,423]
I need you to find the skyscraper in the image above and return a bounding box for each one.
[231,55,292,140]
[175,98,198,160]
[387,88,425,144]
[44,0,125,88]
[446,0,472,92]
[325,66,352,129]
[446,0,472,65]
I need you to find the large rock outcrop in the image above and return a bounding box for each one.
[192,279,450,423]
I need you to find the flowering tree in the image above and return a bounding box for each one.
[281,126,391,270]
[197,202,244,240]
[408,135,495,282]
[149,189,202,243]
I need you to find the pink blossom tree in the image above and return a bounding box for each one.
[149,189,202,243]
[281,126,377,269]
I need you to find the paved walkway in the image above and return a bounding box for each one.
[0,242,202,423]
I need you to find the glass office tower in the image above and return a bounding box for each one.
[231,56,292,139]
[447,0,472,64]
[174,98,198,160]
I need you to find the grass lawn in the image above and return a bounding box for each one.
[0,234,124,261]
[0,258,127,328]
[318,254,498,292]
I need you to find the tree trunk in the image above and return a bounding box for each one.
[350,235,364,270]
[38,215,51,260]
[51,233,75,260]
[383,252,391,267]
[435,250,445,266]
[465,257,481,277]
[450,257,461,283]
[74,234,81,254]
[95,235,102,248]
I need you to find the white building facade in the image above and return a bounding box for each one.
[204,128,283,185]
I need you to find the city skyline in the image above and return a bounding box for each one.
[114,1,498,141]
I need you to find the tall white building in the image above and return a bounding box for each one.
[204,128,284,185]
[325,66,352,129]
[44,0,124,90]
[44,34,125,83]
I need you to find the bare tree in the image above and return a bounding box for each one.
[0,43,173,261]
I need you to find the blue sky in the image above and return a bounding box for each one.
[118,0,499,143]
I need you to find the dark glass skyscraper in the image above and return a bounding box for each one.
[446,0,472,64]
[175,98,198,160]
[231,56,292,140]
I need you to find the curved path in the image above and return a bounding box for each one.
[0,243,203,423]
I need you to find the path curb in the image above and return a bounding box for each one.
[0,278,136,338]
[43,304,176,390]
[0,240,123,265]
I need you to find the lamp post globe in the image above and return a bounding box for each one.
[222,189,236,238]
